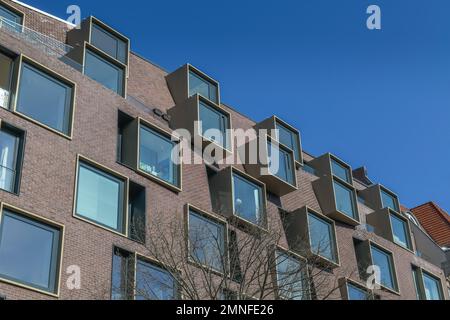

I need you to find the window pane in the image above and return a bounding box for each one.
[17,63,72,134]
[423,272,442,300]
[139,125,178,186]
[0,210,60,292]
[189,71,218,103]
[276,251,307,300]
[0,5,22,25]
[233,173,264,225]
[276,122,301,162]
[268,142,295,185]
[371,245,395,290]
[308,213,336,262]
[381,190,398,211]
[0,52,13,109]
[111,249,132,300]
[189,210,225,272]
[390,214,410,249]
[347,283,369,300]
[412,268,421,300]
[0,128,19,192]
[75,162,124,232]
[91,24,127,64]
[85,49,124,96]
[135,260,176,300]
[331,159,351,183]
[199,102,228,149]
[333,180,357,219]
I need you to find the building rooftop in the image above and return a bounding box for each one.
[411,202,450,248]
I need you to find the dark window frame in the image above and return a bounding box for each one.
[0,122,25,195]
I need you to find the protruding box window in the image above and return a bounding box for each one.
[359,184,401,213]
[307,211,339,264]
[91,22,128,64]
[189,69,218,104]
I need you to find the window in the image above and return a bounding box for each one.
[111,248,133,300]
[370,244,397,291]
[199,101,229,149]
[84,49,124,96]
[75,161,126,233]
[188,209,226,273]
[347,283,371,300]
[275,251,308,300]
[381,189,399,212]
[91,23,127,64]
[308,212,338,263]
[0,4,22,26]
[232,173,265,226]
[0,52,14,109]
[189,70,218,104]
[268,141,295,185]
[412,267,444,300]
[390,213,412,250]
[17,62,74,136]
[331,159,351,184]
[275,121,301,163]
[139,125,179,187]
[135,259,177,300]
[0,209,62,294]
[333,179,357,219]
[0,124,23,194]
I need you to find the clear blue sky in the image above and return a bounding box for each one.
[24,0,450,212]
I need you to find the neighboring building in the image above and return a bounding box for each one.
[411,202,450,248]
[0,0,448,300]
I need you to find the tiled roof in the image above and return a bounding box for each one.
[411,202,450,247]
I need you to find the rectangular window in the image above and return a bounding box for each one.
[0,124,23,194]
[139,125,179,187]
[370,245,397,291]
[91,23,127,64]
[275,121,301,163]
[275,251,308,300]
[0,4,22,26]
[381,189,399,212]
[135,259,177,300]
[307,212,338,263]
[17,62,74,136]
[390,213,412,250]
[347,283,370,300]
[75,161,126,233]
[333,179,357,219]
[199,101,229,149]
[331,159,351,184]
[84,49,124,96]
[232,172,265,226]
[0,52,14,109]
[111,248,133,300]
[0,209,62,294]
[268,142,295,185]
[422,272,443,300]
[189,70,218,104]
[188,209,226,273]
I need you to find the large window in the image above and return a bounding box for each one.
[0,4,23,26]
[381,189,399,212]
[390,212,412,250]
[232,172,265,226]
[275,251,308,300]
[189,70,218,104]
[17,62,74,136]
[268,141,295,186]
[135,259,177,300]
[75,161,126,233]
[0,209,62,294]
[199,101,229,149]
[331,159,351,184]
[0,52,14,109]
[139,125,179,187]
[91,23,127,64]
[307,212,338,263]
[412,267,444,300]
[347,282,371,300]
[188,209,226,273]
[370,244,397,291]
[333,179,357,219]
[275,121,301,163]
[0,124,23,194]
[84,49,125,96]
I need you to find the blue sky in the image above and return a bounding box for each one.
[24,0,450,212]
